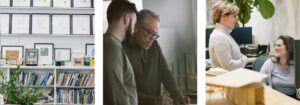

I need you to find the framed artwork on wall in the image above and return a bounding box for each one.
[32,14,50,34]
[11,14,30,34]
[34,43,54,65]
[54,48,71,61]
[25,48,38,66]
[52,14,70,35]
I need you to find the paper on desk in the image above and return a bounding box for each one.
[206,68,229,76]
[206,68,267,88]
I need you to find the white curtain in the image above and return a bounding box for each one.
[248,0,300,44]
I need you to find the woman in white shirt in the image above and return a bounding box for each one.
[209,1,248,71]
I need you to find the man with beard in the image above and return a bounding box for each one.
[103,0,138,105]
[123,9,190,105]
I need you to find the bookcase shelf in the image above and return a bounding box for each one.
[57,86,94,89]
[0,7,94,14]
[17,85,55,88]
[0,66,95,105]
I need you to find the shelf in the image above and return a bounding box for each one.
[0,7,94,14]
[56,86,94,89]
[1,34,94,37]
[34,103,55,105]
[56,103,94,105]
[17,85,54,88]
[0,66,94,70]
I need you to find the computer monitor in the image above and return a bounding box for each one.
[231,27,253,45]
[205,27,253,47]
[206,28,214,48]
[294,40,300,88]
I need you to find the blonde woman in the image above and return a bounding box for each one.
[209,1,248,70]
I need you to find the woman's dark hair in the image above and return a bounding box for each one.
[275,35,294,64]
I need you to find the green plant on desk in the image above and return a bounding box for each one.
[0,65,43,105]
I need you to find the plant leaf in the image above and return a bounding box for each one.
[258,0,275,19]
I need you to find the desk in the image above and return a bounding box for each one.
[206,85,300,105]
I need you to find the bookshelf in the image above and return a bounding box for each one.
[0,66,95,105]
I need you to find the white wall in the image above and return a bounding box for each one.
[143,0,197,92]
[143,0,196,55]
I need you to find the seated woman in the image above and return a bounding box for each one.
[260,35,297,99]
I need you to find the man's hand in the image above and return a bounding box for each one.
[154,96,173,105]
[296,88,300,99]
[183,96,190,105]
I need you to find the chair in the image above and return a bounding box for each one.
[252,56,269,72]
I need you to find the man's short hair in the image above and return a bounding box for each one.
[211,1,239,23]
[137,9,160,25]
[106,0,138,24]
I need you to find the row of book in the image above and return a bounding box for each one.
[57,89,94,104]
[16,71,54,86]
[57,72,94,87]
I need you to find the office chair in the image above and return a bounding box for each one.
[252,56,269,72]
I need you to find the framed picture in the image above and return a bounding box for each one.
[85,44,94,56]
[92,14,94,35]
[53,0,71,8]
[12,0,31,7]
[0,14,10,34]
[72,15,90,35]
[34,43,54,65]
[0,0,10,6]
[25,48,38,66]
[32,14,50,34]
[1,45,24,62]
[73,57,83,66]
[11,14,30,34]
[0,58,6,66]
[73,0,92,8]
[52,14,70,35]
[54,48,71,61]
[33,0,51,7]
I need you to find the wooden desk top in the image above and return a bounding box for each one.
[206,85,299,105]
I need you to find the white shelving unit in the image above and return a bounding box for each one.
[0,1,95,104]
[0,66,95,105]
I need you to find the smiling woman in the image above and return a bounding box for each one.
[260,35,297,99]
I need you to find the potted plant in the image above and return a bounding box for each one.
[227,0,275,27]
[0,65,43,105]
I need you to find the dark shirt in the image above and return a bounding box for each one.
[103,33,137,105]
[123,40,184,105]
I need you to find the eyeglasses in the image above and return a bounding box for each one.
[138,22,159,40]
[274,42,284,48]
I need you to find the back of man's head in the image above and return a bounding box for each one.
[107,0,138,24]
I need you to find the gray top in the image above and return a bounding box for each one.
[103,33,138,105]
[209,23,248,71]
[260,58,296,95]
